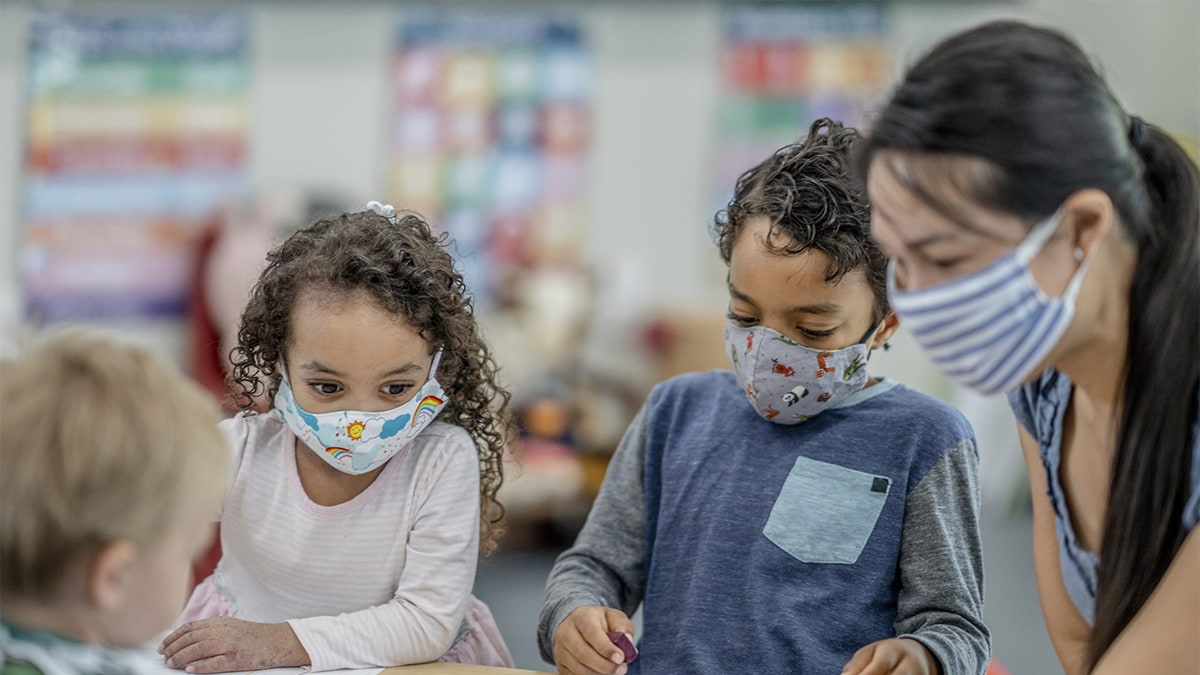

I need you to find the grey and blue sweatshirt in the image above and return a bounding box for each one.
[538,371,989,674]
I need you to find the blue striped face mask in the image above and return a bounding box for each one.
[887,209,1091,395]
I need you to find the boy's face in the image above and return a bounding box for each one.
[728,217,880,350]
[103,507,217,647]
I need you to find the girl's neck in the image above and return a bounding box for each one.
[292,439,386,507]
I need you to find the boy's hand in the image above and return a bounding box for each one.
[159,617,309,673]
[841,638,941,675]
[553,606,636,675]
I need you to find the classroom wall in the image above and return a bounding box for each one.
[1,0,1197,393]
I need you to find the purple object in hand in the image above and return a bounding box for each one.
[608,631,638,663]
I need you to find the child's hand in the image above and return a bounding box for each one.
[841,638,941,675]
[159,617,309,673]
[553,606,636,675]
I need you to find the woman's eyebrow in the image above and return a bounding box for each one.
[904,232,960,253]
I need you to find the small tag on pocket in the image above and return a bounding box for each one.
[871,477,890,494]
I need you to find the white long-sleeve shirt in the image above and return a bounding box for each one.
[212,411,480,670]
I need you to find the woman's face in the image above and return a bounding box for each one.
[866,153,1078,299]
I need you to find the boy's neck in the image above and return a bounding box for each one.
[0,598,104,645]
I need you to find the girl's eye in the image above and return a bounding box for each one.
[800,328,836,339]
[310,382,341,396]
[383,384,412,397]
[727,311,757,326]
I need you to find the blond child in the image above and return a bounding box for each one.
[0,330,229,674]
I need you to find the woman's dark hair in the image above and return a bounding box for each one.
[714,117,888,322]
[860,21,1199,669]
[229,210,513,553]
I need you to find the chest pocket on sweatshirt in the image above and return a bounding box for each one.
[764,456,890,564]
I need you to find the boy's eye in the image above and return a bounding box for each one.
[382,383,413,397]
[727,311,757,326]
[309,382,341,396]
[800,328,836,338]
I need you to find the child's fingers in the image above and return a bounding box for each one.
[603,608,636,636]
[160,625,206,662]
[181,655,231,675]
[158,621,202,655]
[577,615,628,665]
[163,631,222,669]
[841,642,877,675]
[557,643,626,675]
[855,642,904,675]
[561,627,624,674]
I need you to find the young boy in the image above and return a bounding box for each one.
[538,119,989,675]
[0,330,229,674]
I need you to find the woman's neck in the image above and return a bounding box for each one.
[1055,232,1136,415]
[1057,323,1126,414]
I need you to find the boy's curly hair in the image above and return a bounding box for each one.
[228,210,512,553]
[713,118,888,321]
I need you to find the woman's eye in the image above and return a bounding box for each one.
[928,256,966,271]
[383,384,412,397]
[310,382,341,395]
[727,311,757,326]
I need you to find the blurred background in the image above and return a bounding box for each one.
[0,1,1196,672]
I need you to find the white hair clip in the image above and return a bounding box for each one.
[366,200,397,224]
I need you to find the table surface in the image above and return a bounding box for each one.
[382,663,555,675]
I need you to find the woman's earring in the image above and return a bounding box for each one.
[1074,247,1085,262]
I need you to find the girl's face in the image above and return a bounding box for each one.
[284,288,435,414]
[866,154,1078,298]
[727,217,889,350]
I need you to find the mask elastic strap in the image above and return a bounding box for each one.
[858,319,884,347]
[428,349,443,380]
[1014,207,1066,266]
[1060,243,1095,305]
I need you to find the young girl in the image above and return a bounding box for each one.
[159,203,514,672]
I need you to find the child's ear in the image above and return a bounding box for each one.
[88,539,138,612]
[870,312,901,351]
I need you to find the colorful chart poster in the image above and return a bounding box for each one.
[21,13,249,321]
[715,6,887,210]
[390,10,591,305]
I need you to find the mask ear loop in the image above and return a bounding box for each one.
[860,318,887,360]
[1014,207,1067,266]
[428,349,443,380]
[858,318,887,345]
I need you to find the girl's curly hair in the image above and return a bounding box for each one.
[228,209,512,553]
